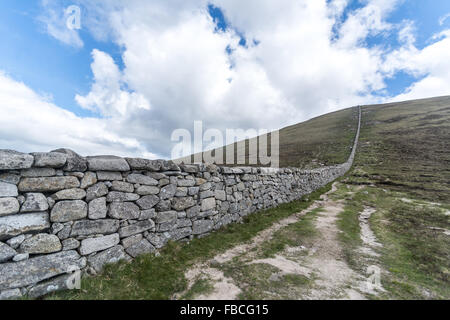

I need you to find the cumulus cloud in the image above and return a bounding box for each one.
[39,0,84,48]
[75,49,150,117]
[439,13,450,26]
[383,27,450,101]
[3,0,450,158]
[0,71,158,158]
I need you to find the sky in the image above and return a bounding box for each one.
[0,0,449,159]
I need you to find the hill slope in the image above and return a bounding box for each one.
[357,96,450,202]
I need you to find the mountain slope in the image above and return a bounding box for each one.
[357,96,450,202]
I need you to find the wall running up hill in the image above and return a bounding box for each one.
[0,108,360,299]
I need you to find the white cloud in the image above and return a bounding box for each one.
[75,49,150,117]
[439,13,450,26]
[70,0,393,157]
[336,0,400,48]
[39,0,84,48]
[3,0,450,158]
[0,71,158,158]
[383,27,450,101]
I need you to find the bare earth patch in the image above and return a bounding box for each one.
[175,183,385,300]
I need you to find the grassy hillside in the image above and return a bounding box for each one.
[182,106,359,168]
[340,96,450,299]
[356,96,450,202]
[279,107,358,168]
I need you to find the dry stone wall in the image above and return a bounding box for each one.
[0,108,361,299]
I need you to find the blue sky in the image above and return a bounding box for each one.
[0,0,449,157]
[0,1,123,117]
[0,0,447,117]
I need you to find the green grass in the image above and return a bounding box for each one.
[335,188,365,271]
[258,207,322,259]
[47,184,332,300]
[184,106,359,168]
[373,200,450,299]
[215,207,323,299]
[333,181,450,299]
[279,107,358,168]
[220,262,313,300]
[341,96,450,299]
[357,96,450,202]
[180,277,214,300]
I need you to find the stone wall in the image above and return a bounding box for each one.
[0,108,361,299]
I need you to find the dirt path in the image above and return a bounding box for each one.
[175,182,382,300]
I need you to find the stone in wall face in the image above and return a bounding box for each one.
[175,187,188,197]
[170,227,192,241]
[214,190,226,201]
[0,250,86,291]
[0,173,20,185]
[51,188,86,201]
[136,185,160,196]
[0,150,34,170]
[79,233,120,256]
[88,197,107,220]
[62,238,80,251]
[146,172,166,180]
[0,182,18,198]
[158,160,180,172]
[188,187,199,196]
[155,200,171,212]
[86,182,108,202]
[201,198,216,212]
[21,193,49,213]
[27,273,72,298]
[108,202,140,220]
[71,219,120,237]
[159,184,177,200]
[21,168,56,178]
[159,178,170,187]
[19,234,62,254]
[51,149,87,172]
[18,176,80,193]
[106,191,140,203]
[87,245,130,273]
[199,182,211,191]
[0,212,50,241]
[50,200,88,223]
[119,220,155,238]
[121,234,143,249]
[125,239,155,258]
[80,172,97,189]
[0,198,20,216]
[146,233,170,249]
[125,158,161,171]
[155,211,177,224]
[6,235,25,249]
[126,174,158,186]
[96,171,123,181]
[177,178,196,187]
[86,156,130,172]
[200,190,214,200]
[171,197,196,211]
[179,164,199,173]
[136,195,160,210]
[111,181,134,193]
[186,205,200,219]
[192,219,214,235]
[0,242,17,263]
[139,209,156,221]
[31,152,67,168]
